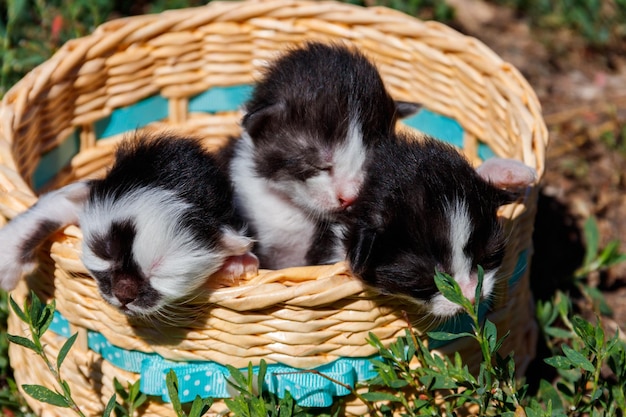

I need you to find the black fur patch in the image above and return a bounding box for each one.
[19,220,61,263]
[242,42,399,183]
[88,219,161,308]
[345,134,515,302]
[91,134,243,249]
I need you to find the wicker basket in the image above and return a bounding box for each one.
[1,1,547,415]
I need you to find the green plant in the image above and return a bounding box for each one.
[348,0,454,22]
[491,0,626,46]
[574,216,626,315]
[165,370,213,417]
[112,379,148,417]
[222,362,341,417]
[360,269,531,416]
[6,291,143,417]
[0,0,210,98]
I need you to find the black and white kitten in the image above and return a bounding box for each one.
[228,41,418,269]
[345,132,536,317]
[0,133,257,316]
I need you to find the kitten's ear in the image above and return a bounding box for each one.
[477,158,538,205]
[477,158,537,189]
[241,102,285,139]
[394,101,422,119]
[347,227,378,276]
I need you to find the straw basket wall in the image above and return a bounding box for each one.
[0,1,547,415]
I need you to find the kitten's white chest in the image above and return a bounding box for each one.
[230,140,317,269]
[247,188,317,269]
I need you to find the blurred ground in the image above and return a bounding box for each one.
[449,1,626,333]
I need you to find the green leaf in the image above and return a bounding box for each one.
[474,265,485,317]
[249,396,267,417]
[7,0,28,25]
[9,296,28,323]
[389,379,409,389]
[226,365,250,395]
[536,299,559,327]
[224,397,249,417]
[419,374,458,390]
[571,316,595,346]
[539,380,564,411]
[597,240,626,267]
[483,319,498,353]
[103,394,116,417]
[6,334,39,352]
[582,285,613,316]
[494,330,511,354]
[165,369,184,416]
[188,395,213,417]
[257,359,267,397]
[128,379,140,402]
[29,291,43,327]
[60,380,72,397]
[37,301,56,337]
[22,384,70,408]
[57,332,78,371]
[589,387,603,403]
[543,326,574,340]
[360,392,403,402]
[544,355,574,370]
[434,271,472,312]
[583,216,600,268]
[279,391,295,417]
[113,378,128,401]
[562,344,595,372]
[427,331,473,341]
[555,293,572,320]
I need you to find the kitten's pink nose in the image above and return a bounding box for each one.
[338,194,356,208]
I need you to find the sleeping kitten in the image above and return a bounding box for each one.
[228,41,418,269]
[0,133,257,316]
[345,132,535,317]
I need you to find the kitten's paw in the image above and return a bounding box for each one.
[221,252,260,279]
[212,252,260,287]
[477,158,537,191]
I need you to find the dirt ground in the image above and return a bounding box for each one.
[447,1,626,338]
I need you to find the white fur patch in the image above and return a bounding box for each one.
[0,181,89,290]
[331,117,367,204]
[80,187,242,307]
[231,133,318,269]
[447,199,472,285]
[429,199,499,317]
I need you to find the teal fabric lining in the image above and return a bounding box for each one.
[94,95,170,139]
[188,84,253,114]
[30,84,497,191]
[46,250,528,407]
[402,109,464,149]
[32,131,80,190]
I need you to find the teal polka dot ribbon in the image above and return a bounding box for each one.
[50,312,377,407]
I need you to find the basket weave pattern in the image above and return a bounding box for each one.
[1,1,547,415]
